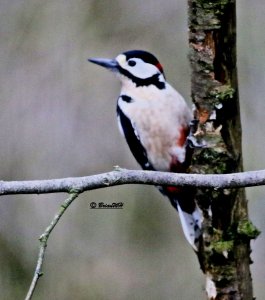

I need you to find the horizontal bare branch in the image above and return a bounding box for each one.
[1,168,265,196]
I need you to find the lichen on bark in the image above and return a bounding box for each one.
[187,1,258,299]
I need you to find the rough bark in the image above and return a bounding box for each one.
[188,1,258,299]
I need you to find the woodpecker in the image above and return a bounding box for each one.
[89,50,202,250]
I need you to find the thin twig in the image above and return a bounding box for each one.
[24,190,80,300]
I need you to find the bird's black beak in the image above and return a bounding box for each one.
[88,58,119,70]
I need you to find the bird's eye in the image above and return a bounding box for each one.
[128,60,136,67]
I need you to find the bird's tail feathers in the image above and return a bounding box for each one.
[160,186,203,251]
[176,201,202,251]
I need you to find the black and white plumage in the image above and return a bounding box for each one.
[89,50,202,250]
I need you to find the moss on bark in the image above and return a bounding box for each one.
[188,1,258,299]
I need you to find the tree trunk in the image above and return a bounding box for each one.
[187,1,259,299]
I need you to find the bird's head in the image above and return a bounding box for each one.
[88,50,166,89]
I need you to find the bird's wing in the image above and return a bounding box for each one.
[117,105,154,170]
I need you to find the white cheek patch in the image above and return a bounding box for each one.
[116,55,160,79]
[127,58,159,79]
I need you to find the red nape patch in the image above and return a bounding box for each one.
[156,62,164,73]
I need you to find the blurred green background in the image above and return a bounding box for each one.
[0,1,264,299]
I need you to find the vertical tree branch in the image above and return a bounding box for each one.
[188,1,257,299]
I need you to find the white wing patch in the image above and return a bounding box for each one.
[117,99,141,141]
[117,114,125,137]
[132,121,141,141]
[128,119,151,169]
[117,112,141,141]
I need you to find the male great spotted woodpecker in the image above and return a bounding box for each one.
[89,50,202,251]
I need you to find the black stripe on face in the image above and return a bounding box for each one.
[118,66,166,90]
[116,105,154,170]
[120,95,133,103]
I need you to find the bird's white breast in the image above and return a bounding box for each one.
[118,82,192,171]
